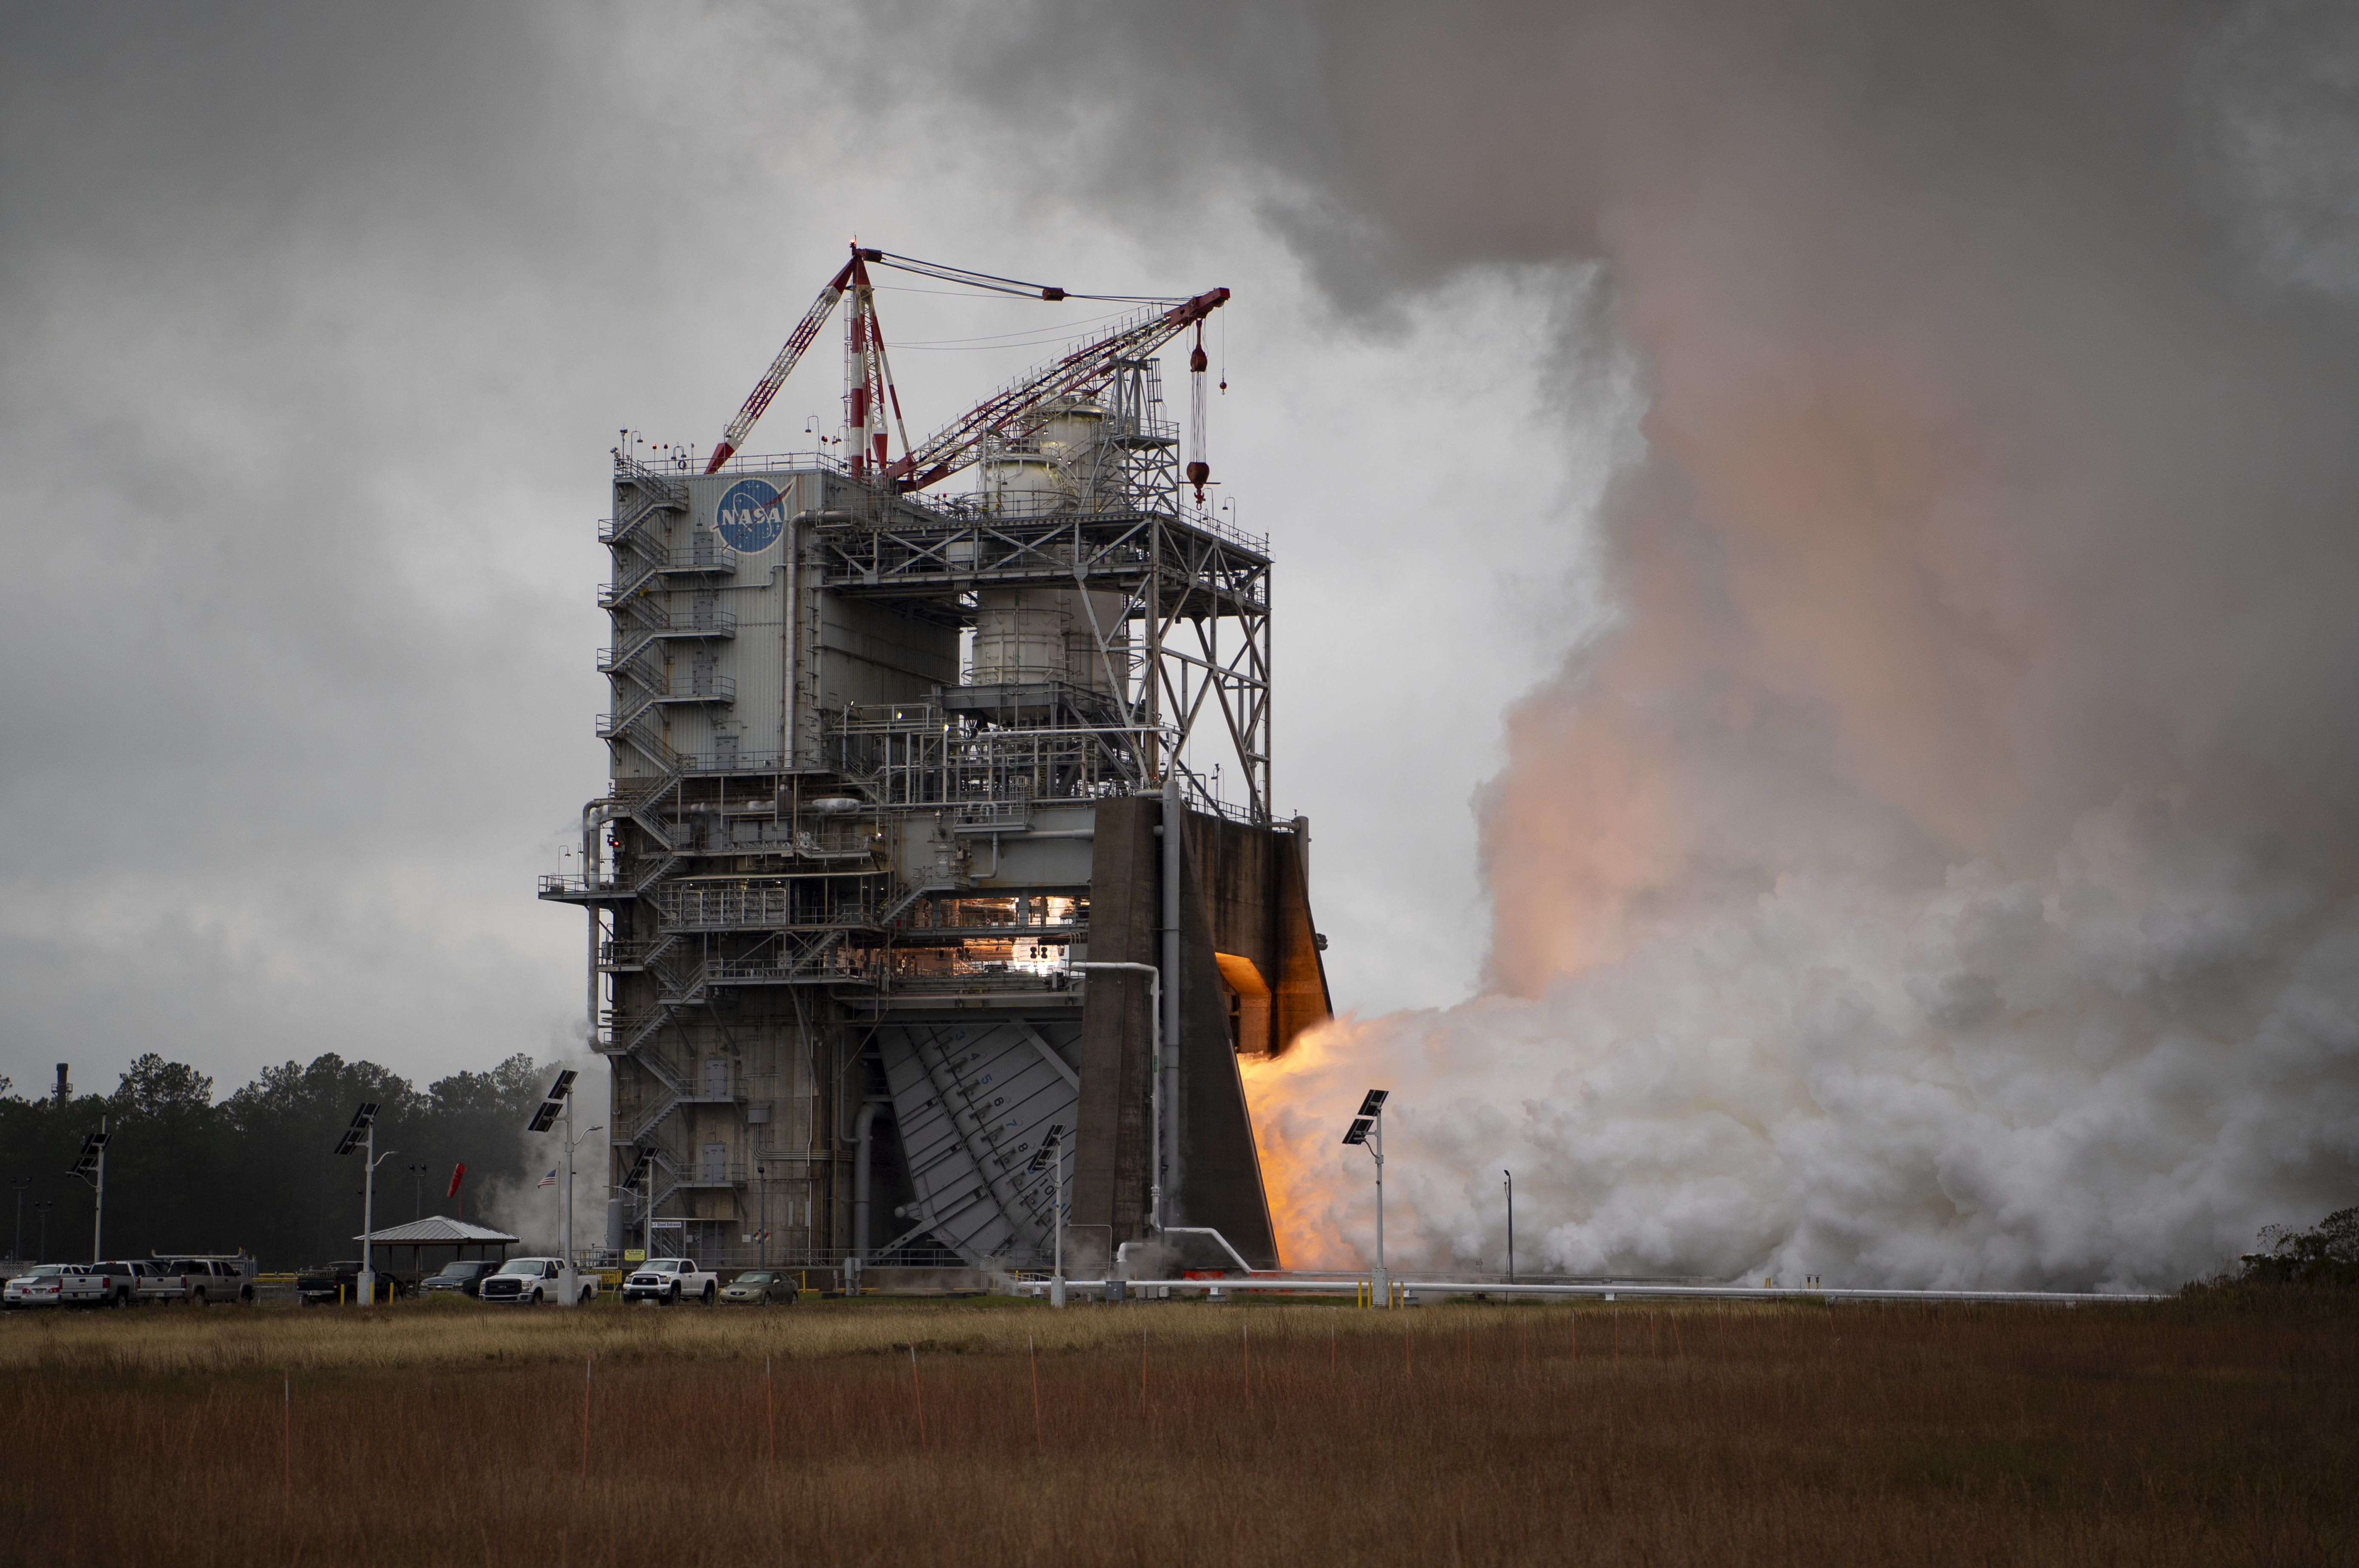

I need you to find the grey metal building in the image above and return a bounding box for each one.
[543,285,1330,1281]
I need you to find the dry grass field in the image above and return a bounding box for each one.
[0,1288,2350,1567]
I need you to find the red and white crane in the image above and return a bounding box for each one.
[700,242,1227,496]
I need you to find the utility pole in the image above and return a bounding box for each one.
[34,1200,54,1263]
[1342,1090,1389,1306]
[12,1177,29,1264]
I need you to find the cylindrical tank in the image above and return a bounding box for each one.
[970,397,1126,698]
[1063,589,1128,696]
[978,396,1106,516]
[971,587,1071,685]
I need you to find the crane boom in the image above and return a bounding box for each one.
[703,250,868,474]
[885,287,1231,492]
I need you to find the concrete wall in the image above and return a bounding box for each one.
[1073,796,1157,1249]
[1182,810,1332,1058]
[1069,797,1331,1272]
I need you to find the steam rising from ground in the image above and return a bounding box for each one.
[1221,0,2359,1285]
[1249,791,2359,1288]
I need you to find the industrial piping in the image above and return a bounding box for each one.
[851,1099,888,1277]
[1160,771,1182,1222]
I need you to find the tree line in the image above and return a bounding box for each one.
[0,1051,557,1269]
[2239,1207,2359,1289]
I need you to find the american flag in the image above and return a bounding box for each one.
[537,1169,558,1188]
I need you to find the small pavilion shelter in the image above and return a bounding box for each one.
[354,1216,519,1275]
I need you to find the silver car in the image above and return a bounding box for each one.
[3,1265,82,1308]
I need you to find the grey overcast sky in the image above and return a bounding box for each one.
[0,2,1617,1097]
[5,3,2357,1285]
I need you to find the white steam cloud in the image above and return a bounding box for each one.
[1250,790,2359,1288]
[1211,0,2359,1288]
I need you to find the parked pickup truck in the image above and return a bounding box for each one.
[93,1260,187,1305]
[620,1258,718,1304]
[156,1257,257,1305]
[479,1257,598,1305]
[296,1261,401,1305]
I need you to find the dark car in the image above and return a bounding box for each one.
[718,1269,799,1306]
[419,1260,498,1298]
[296,1261,401,1305]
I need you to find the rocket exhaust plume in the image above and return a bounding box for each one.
[1211,0,2359,1287]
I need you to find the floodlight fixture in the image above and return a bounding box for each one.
[67,1129,109,1178]
[1025,1123,1066,1176]
[1343,1090,1390,1307]
[332,1102,379,1156]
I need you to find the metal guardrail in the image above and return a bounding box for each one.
[658,675,736,703]
[1019,1276,2172,1306]
[540,872,630,898]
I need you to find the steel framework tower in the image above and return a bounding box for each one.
[542,256,1330,1284]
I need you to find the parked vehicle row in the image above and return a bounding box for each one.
[5,1255,796,1310]
[3,1257,256,1308]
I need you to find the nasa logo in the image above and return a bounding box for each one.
[714,478,784,553]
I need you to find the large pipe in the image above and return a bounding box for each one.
[581,799,624,1150]
[580,801,620,1039]
[1021,1278,2169,1305]
[1161,772,1182,1222]
[851,1099,886,1268]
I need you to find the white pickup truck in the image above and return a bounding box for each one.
[97,1260,186,1305]
[155,1257,256,1305]
[620,1257,718,1304]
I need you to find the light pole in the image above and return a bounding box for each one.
[620,1146,653,1264]
[1024,1122,1068,1307]
[1341,1089,1389,1306]
[68,1119,110,1263]
[564,1121,604,1283]
[526,1071,584,1304]
[1504,1169,1515,1285]
[332,1102,387,1305]
[12,1177,30,1263]
[1072,962,1163,1234]
[34,1199,54,1264]
[407,1163,429,1221]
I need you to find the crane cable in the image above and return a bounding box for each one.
[863,248,1179,306]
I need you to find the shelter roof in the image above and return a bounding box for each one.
[353,1216,519,1245]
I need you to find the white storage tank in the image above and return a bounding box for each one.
[977,396,1106,516]
[971,587,1071,685]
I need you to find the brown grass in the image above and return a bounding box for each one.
[1,1291,2351,1566]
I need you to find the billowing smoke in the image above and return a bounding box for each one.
[1197,0,2359,1286]
[1249,790,2359,1287]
